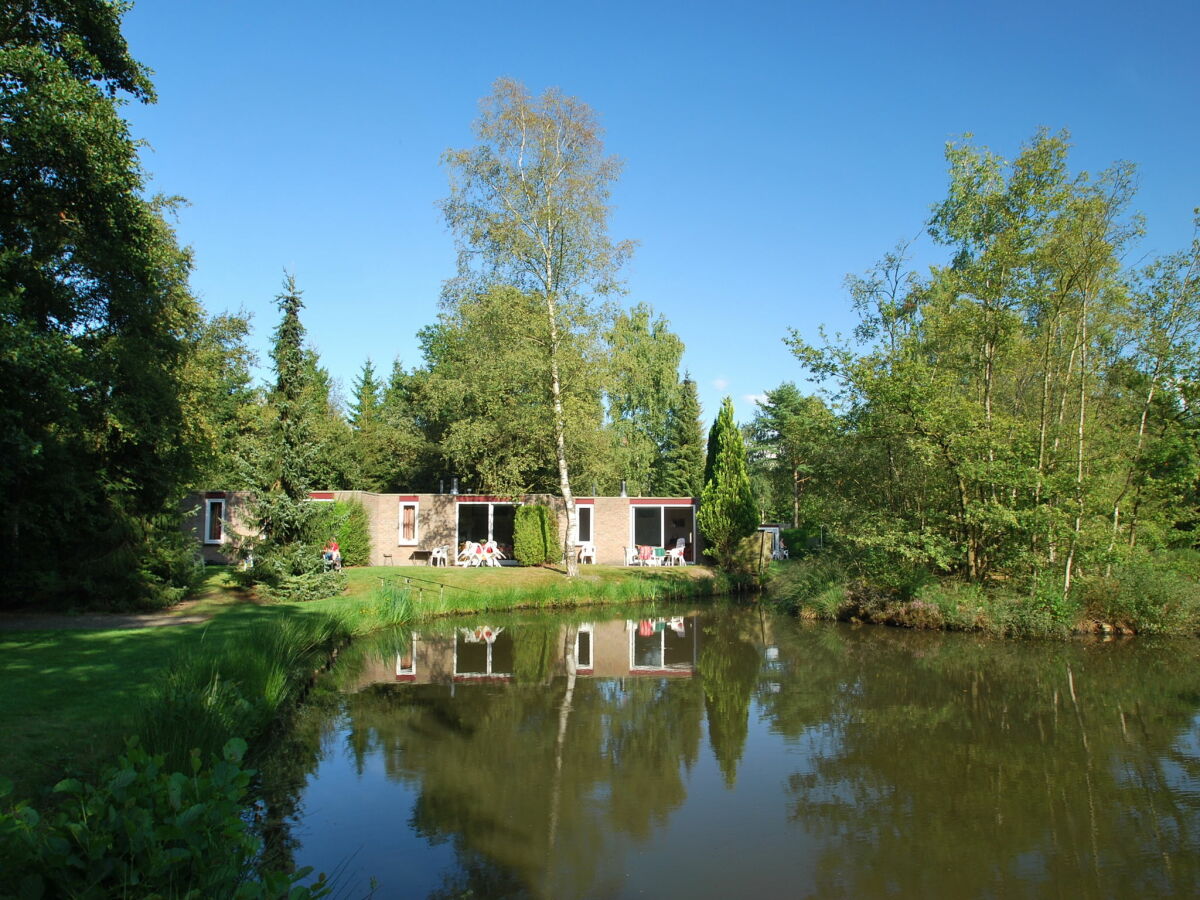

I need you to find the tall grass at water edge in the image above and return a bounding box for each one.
[767,551,1200,638]
[134,585,416,773]
[369,566,736,619]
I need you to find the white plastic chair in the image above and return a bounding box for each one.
[456,541,481,566]
[666,538,686,566]
[482,540,504,567]
[579,542,596,564]
[430,546,449,567]
[624,547,640,566]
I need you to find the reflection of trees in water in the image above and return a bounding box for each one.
[698,609,763,787]
[761,623,1200,897]
[341,670,704,897]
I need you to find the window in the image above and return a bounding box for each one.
[456,502,518,549]
[395,633,417,678]
[204,499,225,545]
[629,617,694,671]
[629,503,696,561]
[398,501,419,545]
[576,625,593,670]
[455,626,513,677]
[578,506,593,543]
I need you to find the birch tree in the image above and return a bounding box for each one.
[442,79,634,575]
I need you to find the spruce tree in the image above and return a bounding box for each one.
[660,376,705,497]
[697,397,758,567]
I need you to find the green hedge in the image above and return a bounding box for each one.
[513,504,560,566]
[307,499,371,566]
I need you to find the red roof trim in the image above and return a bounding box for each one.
[397,495,419,502]
[455,496,515,503]
[629,498,696,505]
[575,498,595,505]
[203,491,226,499]
[308,491,335,500]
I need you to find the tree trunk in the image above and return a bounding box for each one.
[545,291,579,576]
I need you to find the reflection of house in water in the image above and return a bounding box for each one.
[351,617,700,690]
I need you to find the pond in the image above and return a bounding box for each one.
[266,605,1200,898]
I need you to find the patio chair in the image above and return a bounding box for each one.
[430,546,449,567]
[624,547,640,566]
[666,538,686,566]
[482,540,504,567]
[456,541,481,567]
[579,542,596,564]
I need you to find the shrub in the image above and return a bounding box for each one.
[914,581,988,631]
[513,504,560,566]
[307,500,371,567]
[726,532,774,578]
[766,555,849,617]
[0,739,328,899]
[780,528,810,555]
[1074,556,1200,634]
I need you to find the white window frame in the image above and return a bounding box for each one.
[204,498,225,545]
[395,633,417,678]
[398,501,420,546]
[628,503,694,549]
[454,628,510,677]
[577,505,593,544]
[575,624,594,670]
[454,501,520,547]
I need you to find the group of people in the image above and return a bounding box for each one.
[322,538,342,571]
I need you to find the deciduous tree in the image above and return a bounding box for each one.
[442,78,635,575]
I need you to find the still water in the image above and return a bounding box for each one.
[272,606,1200,898]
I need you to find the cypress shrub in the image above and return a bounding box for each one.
[513,504,560,566]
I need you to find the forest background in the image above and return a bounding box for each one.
[2,2,1198,607]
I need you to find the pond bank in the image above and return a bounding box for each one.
[0,564,730,801]
[765,554,1200,638]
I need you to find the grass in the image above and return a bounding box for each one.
[0,562,725,802]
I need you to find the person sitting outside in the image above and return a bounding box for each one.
[322,538,342,571]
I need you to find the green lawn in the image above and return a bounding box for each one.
[0,563,722,801]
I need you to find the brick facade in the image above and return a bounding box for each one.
[183,490,704,567]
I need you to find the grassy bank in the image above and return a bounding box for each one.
[766,551,1200,638]
[0,563,725,801]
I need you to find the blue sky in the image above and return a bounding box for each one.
[122,0,1199,423]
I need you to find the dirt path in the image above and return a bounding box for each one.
[0,601,213,632]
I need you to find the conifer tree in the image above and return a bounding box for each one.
[660,376,705,497]
[697,397,758,566]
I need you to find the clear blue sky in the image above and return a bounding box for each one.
[122,0,1199,424]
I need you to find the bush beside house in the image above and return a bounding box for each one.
[513,504,560,566]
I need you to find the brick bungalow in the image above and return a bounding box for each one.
[184,490,703,567]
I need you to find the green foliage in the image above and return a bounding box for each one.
[780,527,809,554]
[1074,556,1200,634]
[0,738,328,899]
[659,376,705,498]
[697,397,759,568]
[513,504,561,566]
[136,616,349,772]
[307,500,371,567]
[606,304,684,495]
[785,131,1200,596]
[747,384,834,527]
[0,3,207,606]
[415,286,607,493]
[725,532,775,578]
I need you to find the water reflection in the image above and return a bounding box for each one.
[275,608,1200,898]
